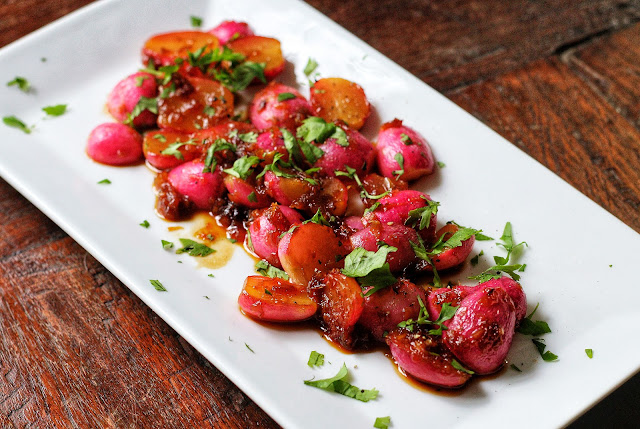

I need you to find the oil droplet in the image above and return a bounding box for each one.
[190,213,236,269]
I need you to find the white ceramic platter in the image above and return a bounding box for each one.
[1,0,639,427]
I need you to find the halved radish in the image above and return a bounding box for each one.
[142,31,220,66]
[143,129,202,170]
[310,78,370,130]
[239,275,317,322]
[227,36,285,80]
[319,270,365,349]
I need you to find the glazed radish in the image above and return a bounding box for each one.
[443,286,516,374]
[249,82,311,131]
[310,78,370,130]
[315,127,375,177]
[305,177,349,217]
[349,222,419,272]
[227,36,285,80]
[358,279,426,341]
[319,270,365,349]
[278,223,348,286]
[158,76,234,132]
[248,204,303,267]
[107,72,158,128]
[426,285,475,321]
[386,329,472,388]
[87,123,143,166]
[256,128,287,153]
[142,31,220,66]
[168,160,225,210]
[143,129,201,170]
[263,171,313,206]
[208,21,254,45]
[377,119,435,181]
[374,190,437,242]
[238,275,317,322]
[224,175,272,209]
[424,224,475,271]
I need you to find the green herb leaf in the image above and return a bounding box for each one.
[203,105,216,116]
[470,264,525,282]
[305,209,331,227]
[304,58,318,76]
[139,220,150,228]
[374,416,391,429]
[510,363,522,372]
[282,128,324,166]
[307,351,325,367]
[516,303,552,336]
[213,61,266,92]
[97,178,111,185]
[203,138,237,172]
[437,161,446,168]
[405,199,440,230]
[223,155,262,179]
[245,343,255,353]
[296,117,348,147]
[470,250,484,266]
[247,191,258,202]
[341,245,397,279]
[393,153,404,178]
[532,338,558,362]
[125,96,157,125]
[493,222,527,265]
[150,279,166,291]
[161,240,174,250]
[475,232,494,241]
[277,92,297,102]
[2,115,32,134]
[153,133,167,142]
[585,348,593,359]
[135,76,147,87]
[304,363,378,402]
[7,76,31,92]
[176,238,215,257]
[451,358,475,374]
[160,138,198,160]
[255,260,289,280]
[400,133,413,145]
[190,15,203,28]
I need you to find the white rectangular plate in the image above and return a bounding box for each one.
[1,1,639,427]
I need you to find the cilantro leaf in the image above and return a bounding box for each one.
[223,155,262,179]
[7,76,30,92]
[532,338,558,362]
[3,115,32,134]
[437,161,446,168]
[190,15,203,28]
[304,363,378,402]
[304,58,318,76]
[255,260,289,280]
[307,351,325,367]
[470,264,525,282]
[374,416,391,429]
[149,279,167,291]
[282,128,324,165]
[510,364,522,372]
[398,300,457,336]
[475,232,494,241]
[42,104,67,116]
[176,238,215,257]
[305,209,331,226]
[277,92,297,102]
[342,245,397,278]
[335,166,389,200]
[400,133,413,145]
[494,222,527,265]
[203,138,237,172]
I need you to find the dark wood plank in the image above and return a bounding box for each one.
[449,57,640,232]
[567,22,640,128]
[0,179,279,428]
[304,0,640,92]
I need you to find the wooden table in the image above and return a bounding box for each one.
[1,0,639,427]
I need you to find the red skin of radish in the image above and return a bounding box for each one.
[374,190,437,243]
[208,21,254,45]
[249,204,303,267]
[419,224,475,272]
[349,223,419,272]
[86,122,143,166]
[167,161,224,210]
[238,275,317,322]
[376,119,435,181]
[358,279,426,342]
[315,128,375,177]
[249,83,311,131]
[256,128,286,153]
[443,286,516,374]
[224,175,272,209]
[107,72,158,128]
[386,329,472,388]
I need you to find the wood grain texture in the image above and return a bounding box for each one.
[449,57,640,233]
[567,23,640,127]
[304,0,640,92]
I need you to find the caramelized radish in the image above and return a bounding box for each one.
[310,78,370,130]
[239,276,317,322]
[278,223,348,286]
[224,175,272,209]
[319,270,365,349]
[374,190,437,243]
[142,31,220,66]
[386,329,472,388]
[143,129,202,170]
[423,224,475,271]
[249,204,303,267]
[227,36,285,80]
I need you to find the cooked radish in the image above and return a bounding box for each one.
[424,224,475,271]
[315,127,375,177]
[349,222,418,272]
[376,119,435,181]
[319,270,365,349]
[278,223,348,286]
[107,72,158,128]
[208,21,254,45]
[263,171,313,206]
[256,128,287,153]
[426,285,475,321]
[310,78,370,130]
[373,190,437,242]
[227,36,285,80]
[249,82,311,131]
[143,129,201,170]
[142,31,220,66]
[239,275,317,322]
[87,123,143,166]
[224,175,272,209]
[158,76,233,132]
[358,279,426,341]
[249,204,303,267]
[443,286,516,374]
[386,329,472,388]
[167,160,225,210]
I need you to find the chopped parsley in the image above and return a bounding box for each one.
[585,349,593,359]
[532,338,558,362]
[307,351,325,367]
[510,363,522,372]
[304,363,378,402]
[190,15,203,28]
[7,76,31,92]
[134,75,147,87]
[470,250,484,266]
[161,240,174,250]
[160,138,198,160]
[400,133,413,145]
[176,238,215,257]
[139,220,150,228]
[213,61,266,92]
[153,133,167,142]
[245,343,255,353]
[203,105,217,116]
[255,260,289,280]
[277,92,297,102]
[374,416,391,429]
[405,199,439,231]
[304,58,318,76]
[341,244,397,295]
[392,153,404,177]
[516,303,551,336]
[437,161,446,168]
[335,165,389,201]
[451,358,475,374]
[223,155,262,179]
[3,115,32,134]
[203,138,237,172]
[397,298,457,336]
[469,222,526,281]
[97,178,111,185]
[42,104,68,116]
[282,128,325,166]
[247,191,258,202]
[149,279,167,291]
[125,96,158,125]
[297,116,348,147]
[494,222,527,265]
